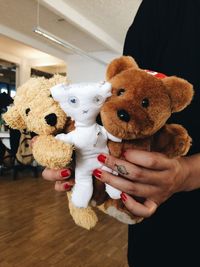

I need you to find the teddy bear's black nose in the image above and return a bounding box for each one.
[117,109,130,122]
[45,113,57,126]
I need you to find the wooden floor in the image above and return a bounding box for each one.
[0,170,129,267]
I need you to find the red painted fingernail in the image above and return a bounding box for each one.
[120,192,127,202]
[97,154,107,163]
[61,169,70,178]
[92,169,102,179]
[64,183,72,190]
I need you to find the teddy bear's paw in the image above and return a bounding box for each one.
[172,135,192,157]
[32,135,73,169]
[164,124,192,158]
[98,199,143,225]
[67,192,98,230]
[105,205,142,224]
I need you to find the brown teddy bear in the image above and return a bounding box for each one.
[94,56,194,224]
[3,75,73,169]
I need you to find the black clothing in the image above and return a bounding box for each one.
[0,93,13,113]
[123,0,200,266]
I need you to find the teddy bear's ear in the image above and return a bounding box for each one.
[48,74,68,87]
[162,76,194,113]
[3,105,26,130]
[106,56,139,80]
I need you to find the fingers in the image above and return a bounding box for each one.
[42,168,71,182]
[124,150,170,170]
[54,180,74,192]
[121,193,158,218]
[93,169,158,198]
[95,151,167,219]
[42,168,74,192]
[98,153,164,185]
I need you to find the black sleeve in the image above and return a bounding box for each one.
[123,0,200,155]
[123,0,161,68]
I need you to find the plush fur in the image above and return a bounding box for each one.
[94,56,194,224]
[3,75,73,169]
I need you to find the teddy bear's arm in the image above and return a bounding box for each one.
[152,124,192,158]
[107,141,124,158]
[32,135,73,169]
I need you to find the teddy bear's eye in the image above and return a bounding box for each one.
[49,94,53,98]
[25,108,30,116]
[117,88,125,96]
[141,98,150,108]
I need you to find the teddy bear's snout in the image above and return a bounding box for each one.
[45,113,57,126]
[117,109,130,122]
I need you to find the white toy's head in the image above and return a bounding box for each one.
[50,81,111,125]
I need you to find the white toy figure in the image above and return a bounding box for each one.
[50,82,122,208]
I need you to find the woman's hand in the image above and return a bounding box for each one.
[93,150,190,218]
[42,168,74,192]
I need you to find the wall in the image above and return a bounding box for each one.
[0,25,120,84]
[66,51,120,83]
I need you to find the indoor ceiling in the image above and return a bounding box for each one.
[62,0,142,44]
[0,35,64,61]
[0,0,112,53]
[0,0,141,56]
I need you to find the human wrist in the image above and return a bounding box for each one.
[176,156,191,192]
[177,154,200,192]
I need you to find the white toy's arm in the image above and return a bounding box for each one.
[106,131,122,143]
[100,126,121,142]
[55,132,74,144]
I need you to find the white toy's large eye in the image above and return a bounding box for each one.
[68,96,80,107]
[93,95,104,105]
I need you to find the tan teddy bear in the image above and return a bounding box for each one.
[3,75,73,169]
[3,75,100,229]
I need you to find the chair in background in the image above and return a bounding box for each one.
[10,129,39,179]
[0,129,39,179]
